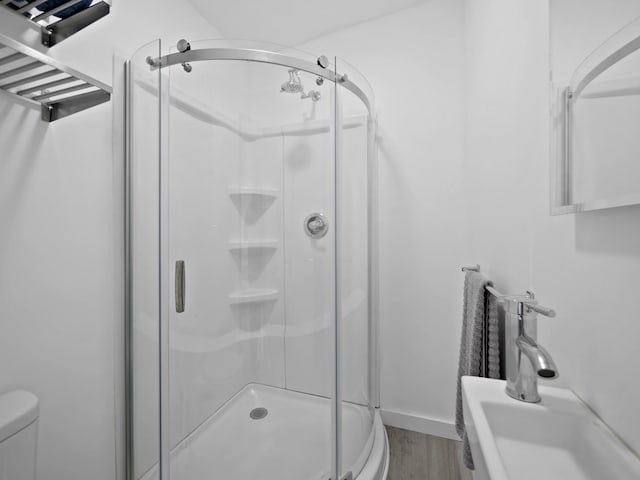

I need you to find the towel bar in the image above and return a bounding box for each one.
[460,265,557,318]
[0,31,111,121]
[0,0,110,47]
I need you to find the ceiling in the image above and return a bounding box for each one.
[187,0,428,46]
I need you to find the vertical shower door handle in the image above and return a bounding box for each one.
[175,260,185,313]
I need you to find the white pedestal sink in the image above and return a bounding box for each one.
[461,376,640,480]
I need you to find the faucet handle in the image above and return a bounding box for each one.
[525,302,556,318]
[524,291,556,318]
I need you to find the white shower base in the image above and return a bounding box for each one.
[141,383,388,480]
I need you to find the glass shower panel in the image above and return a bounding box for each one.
[335,56,376,480]
[128,39,161,480]
[281,63,338,480]
[163,41,337,480]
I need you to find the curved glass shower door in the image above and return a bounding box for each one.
[128,40,379,480]
[163,41,337,480]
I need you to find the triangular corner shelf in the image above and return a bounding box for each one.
[228,288,279,305]
[228,240,279,251]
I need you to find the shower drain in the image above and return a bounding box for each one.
[249,407,268,420]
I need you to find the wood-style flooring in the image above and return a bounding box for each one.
[385,426,473,480]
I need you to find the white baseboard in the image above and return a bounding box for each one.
[381,409,458,441]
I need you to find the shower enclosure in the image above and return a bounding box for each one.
[126,39,384,480]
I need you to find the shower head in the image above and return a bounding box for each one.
[281,69,304,94]
[281,69,321,102]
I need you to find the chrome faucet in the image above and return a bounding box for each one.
[504,294,558,403]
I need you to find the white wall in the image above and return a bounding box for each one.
[301,0,640,457]
[464,0,640,456]
[301,0,467,437]
[238,61,372,408]
[0,2,219,480]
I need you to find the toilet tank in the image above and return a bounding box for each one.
[0,390,39,480]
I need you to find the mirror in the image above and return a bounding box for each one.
[550,1,640,214]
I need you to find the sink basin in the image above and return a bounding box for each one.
[461,376,640,480]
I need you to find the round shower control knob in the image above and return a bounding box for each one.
[304,213,329,239]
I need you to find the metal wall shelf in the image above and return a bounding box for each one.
[1,0,110,47]
[0,32,111,121]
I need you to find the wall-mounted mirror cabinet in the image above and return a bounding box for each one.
[550,1,640,214]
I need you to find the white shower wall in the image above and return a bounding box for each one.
[283,123,370,404]
[163,69,372,436]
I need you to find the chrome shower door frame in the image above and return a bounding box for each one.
[126,43,379,480]
[153,47,373,115]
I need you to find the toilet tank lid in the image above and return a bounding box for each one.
[0,390,39,442]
